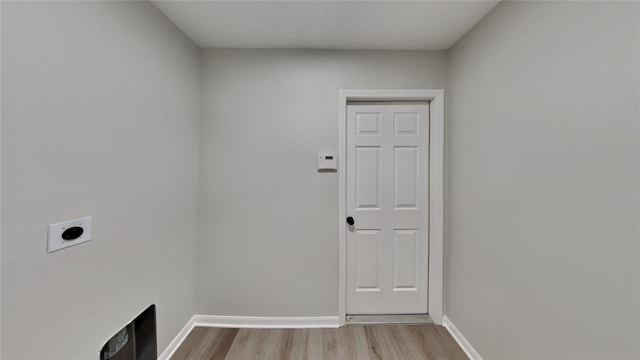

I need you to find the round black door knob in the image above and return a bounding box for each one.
[346,217,355,226]
[62,226,84,241]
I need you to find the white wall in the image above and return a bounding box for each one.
[1,1,200,358]
[447,1,639,358]
[198,49,447,316]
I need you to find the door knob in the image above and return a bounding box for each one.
[346,216,355,226]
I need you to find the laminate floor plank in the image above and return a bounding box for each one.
[420,325,469,360]
[170,324,468,360]
[303,327,370,360]
[305,329,324,360]
[365,325,408,359]
[224,329,282,359]
[171,327,238,360]
[281,329,311,360]
[388,325,431,359]
[335,326,374,360]
[402,324,442,359]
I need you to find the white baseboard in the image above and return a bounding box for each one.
[193,315,340,329]
[158,314,339,359]
[157,316,196,360]
[442,315,483,360]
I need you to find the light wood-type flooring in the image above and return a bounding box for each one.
[170,324,468,359]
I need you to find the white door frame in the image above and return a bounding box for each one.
[338,89,444,326]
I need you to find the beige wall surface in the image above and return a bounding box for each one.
[1,1,200,358]
[447,1,639,358]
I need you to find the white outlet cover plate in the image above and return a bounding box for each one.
[47,216,92,253]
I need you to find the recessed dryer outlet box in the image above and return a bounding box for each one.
[47,216,92,253]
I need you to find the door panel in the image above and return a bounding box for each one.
[393,112,420,136]
[355,229,382,290]
[356,147,381,209]
[346,103,429,314]
[393,146,419,209]
[393,229,418,290]
[356,113,381,135]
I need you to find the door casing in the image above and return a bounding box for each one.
[338,89,444,326]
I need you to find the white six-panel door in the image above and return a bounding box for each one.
[346,102,429,314]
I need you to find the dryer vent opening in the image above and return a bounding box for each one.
[100,305,157,360]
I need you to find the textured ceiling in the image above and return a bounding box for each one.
[151,1,500,50]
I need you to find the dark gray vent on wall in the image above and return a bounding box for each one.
[100,305,157,360]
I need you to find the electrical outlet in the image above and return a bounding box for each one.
[47,216,92,253]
